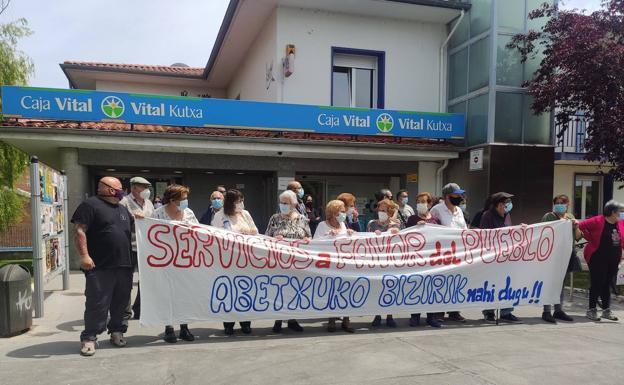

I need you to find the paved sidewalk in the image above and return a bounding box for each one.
[1,272,623,385]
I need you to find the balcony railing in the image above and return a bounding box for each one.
[555,114,590,154]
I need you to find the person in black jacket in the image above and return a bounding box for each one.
[303,194,322,235]
[199,190,224,225]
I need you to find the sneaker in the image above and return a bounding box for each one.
[499,313,521,323]
[80,341,96,356]
[426,315,442,328]
[241,323,252,335]
[224,325,234,336]
[287,319,303,332]
[272,321,282,333]
[553,310,573,322]
[179,326,195,342]
[447,312,466,323]
[483,313,496,324]
[371,315,382,328]
[386,317,397,328]
[586,308,601,321]
[409,314,420,327]
[109,332,127,347]
[164,327,178,343]
[601,309,619,321]
[541,311,557,324]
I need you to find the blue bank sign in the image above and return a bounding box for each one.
[1,86,465,139]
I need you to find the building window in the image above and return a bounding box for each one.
[468,37,490,92]
[574,175,603,219]
[331,48,384,108]
[467,93,489,146]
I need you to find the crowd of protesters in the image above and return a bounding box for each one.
[71,176,624,356]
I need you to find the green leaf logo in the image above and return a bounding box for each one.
[376,113,394,133]
[101,96,125,119]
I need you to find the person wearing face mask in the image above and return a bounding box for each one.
[579,200,624,322]
[265,190,311,333]
[287,180,307,216]
[71,177,134,356]
[396,190,415,229]
[480,192,521,323]
[429,183,468,323]
[539,194,583,323]
[153,196,163,209]
[199,190,224,225]
[313,200,355,332]
[119,177,154,321]
[405,192,442,328]
[303,194,322,235]
[337,192,361,232]
[367,199,401,328]
[152,184,198,343]
[211,189,258,335]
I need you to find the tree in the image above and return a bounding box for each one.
[0,1,34,230]
[509,0,624,180]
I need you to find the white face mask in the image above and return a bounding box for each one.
[235,202,244,213]
[416,203,429,216]
[139,189,151,200]
[378,211,389,222]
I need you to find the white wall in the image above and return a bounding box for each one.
[227,10,278,101]
[275,7,446,111]
[95,80,226,99]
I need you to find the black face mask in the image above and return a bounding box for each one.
[449,196,463,206]
[305,201,313,207]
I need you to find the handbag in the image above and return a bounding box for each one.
[567,247,582,273]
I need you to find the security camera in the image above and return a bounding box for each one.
[277,151,283,156]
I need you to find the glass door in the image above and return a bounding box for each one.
[574,175,603,219]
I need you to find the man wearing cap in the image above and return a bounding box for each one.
[480,192,521,323]
[429,183,468,323]
[119,177,154,320]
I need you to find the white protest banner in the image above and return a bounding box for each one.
[136,218,572,326]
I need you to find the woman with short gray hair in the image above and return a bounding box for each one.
[579,200,624,321]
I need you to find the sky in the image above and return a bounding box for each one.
[1,0,604,88]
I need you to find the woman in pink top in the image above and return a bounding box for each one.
[578,200,624,322]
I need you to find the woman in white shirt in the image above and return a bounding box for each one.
[314,200,355,332]
[152,184,198,344]
[211,189,258,336]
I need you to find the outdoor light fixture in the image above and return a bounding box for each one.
[205,171,214,174]
[106,168,116,172]
[173,171,183,174]
[283,44,295,77]
[140,169,150,172]
[236,172,245,175]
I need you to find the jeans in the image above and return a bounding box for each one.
[80,267,133,342]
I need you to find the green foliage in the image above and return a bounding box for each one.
[0,141,28,188]
[0,18,33,86]
[0,141,28,231]
[0,187,26,232]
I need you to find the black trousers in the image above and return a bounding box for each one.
[80,267,133,342]
[124,253,140,321]
[224,321,251,329]
[589,254,620,310]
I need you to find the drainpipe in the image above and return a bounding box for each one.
[438,10,465,113]
[436,159,449,197]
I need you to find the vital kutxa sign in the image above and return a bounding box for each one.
[1,86,464,139]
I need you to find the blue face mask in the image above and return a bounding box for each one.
[619,212,624,221]
[336,212,347,223]
[279,203,291,214]
[401,197,408,205]
[211,199,223,209]
[297,188,304,199]
[178,199,189,211]
[504,201,513,214]
[553,203,567,214]
[459,204,467,212]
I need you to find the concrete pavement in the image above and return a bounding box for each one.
[1,272,623,385]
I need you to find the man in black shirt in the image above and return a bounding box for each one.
[72,176,134,356]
